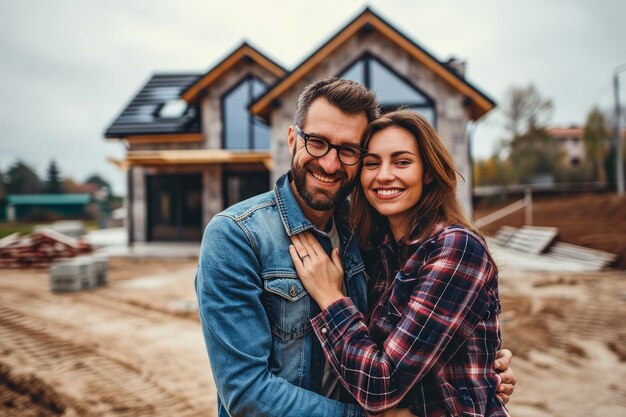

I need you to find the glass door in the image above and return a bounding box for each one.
[147,174,202,241]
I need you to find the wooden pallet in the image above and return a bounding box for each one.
[546,241,620,269]
[504,226,559,255]
[491,225,619,271]
[492,226,518,246]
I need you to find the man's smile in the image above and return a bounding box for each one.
[311,171,340,184]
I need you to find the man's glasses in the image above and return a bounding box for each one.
[295,125,364,166]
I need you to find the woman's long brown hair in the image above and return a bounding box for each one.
[351,110,477,254]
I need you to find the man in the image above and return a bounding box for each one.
[195,78,514,417]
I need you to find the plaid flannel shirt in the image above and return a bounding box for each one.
[310,226,509,416]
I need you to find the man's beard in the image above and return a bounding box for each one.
[291,159,355,211]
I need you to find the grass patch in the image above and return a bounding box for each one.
[0,220,99,238]
[0,223,34,238]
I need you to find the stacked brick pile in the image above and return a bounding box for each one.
[0,229,92,268]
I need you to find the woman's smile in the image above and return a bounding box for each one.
[372,187,406,199]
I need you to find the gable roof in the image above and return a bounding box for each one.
[7,194,92,205]
[250,7,495,121]
[181,42,287,104]
[105,73,201,138]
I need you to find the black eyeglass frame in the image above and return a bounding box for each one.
[294,125,365,166]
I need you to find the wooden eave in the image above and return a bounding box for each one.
[121,133,204,145]
[181,44,286,104]
[108,150,272,170]
[250,8,495,121]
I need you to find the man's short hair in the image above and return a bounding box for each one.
[294,78,380,128]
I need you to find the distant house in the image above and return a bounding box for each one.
[6,194,93,221]
[105,7,495,243]
[546,126,586,167]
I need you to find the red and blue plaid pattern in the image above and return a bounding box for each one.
[310,226,509,416]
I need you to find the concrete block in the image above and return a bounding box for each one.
[50,257,96,292]
[90,255,109,286]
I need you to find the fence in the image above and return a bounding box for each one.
[474,188,533,229]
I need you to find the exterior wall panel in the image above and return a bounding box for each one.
[131,166,147,242]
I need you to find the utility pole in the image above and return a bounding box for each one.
[614,64,626,196]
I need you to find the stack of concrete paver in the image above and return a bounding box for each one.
[50,255,109,292]
[0,229,92,268]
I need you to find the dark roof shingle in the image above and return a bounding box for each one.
[105,74,201,137]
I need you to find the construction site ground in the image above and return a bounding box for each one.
[2,192,625,416]
[1,257,624,417]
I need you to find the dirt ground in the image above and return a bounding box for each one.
[1,256,625,417]
[474,192,626,269]
[0,258,215,417]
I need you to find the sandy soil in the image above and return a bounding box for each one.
[1,257,625,416]
[498,267,626,416]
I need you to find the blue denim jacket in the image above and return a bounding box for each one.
[195,172,368,417]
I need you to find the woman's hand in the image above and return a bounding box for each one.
[289,231,345,310]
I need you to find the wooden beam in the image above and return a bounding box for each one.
[125,134,203,145]
[107,157,129,171]
[114,150,272,167]
[182,45,286,103]
[250,14,370,119]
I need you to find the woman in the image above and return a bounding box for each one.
[288,110,509,416]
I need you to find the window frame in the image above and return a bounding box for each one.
[337,52,437,127]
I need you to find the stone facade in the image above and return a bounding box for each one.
[196,61,278,222]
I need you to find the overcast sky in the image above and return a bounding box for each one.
[1,0,625,195]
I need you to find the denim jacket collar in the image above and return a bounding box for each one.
[274,171,361,276]
[274,171,316,236]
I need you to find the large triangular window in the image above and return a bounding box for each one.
[338,54,436,125]
[222,75,270,150]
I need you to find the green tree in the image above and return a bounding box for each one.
[502,84,553,138]
[500,84,556,183]
[85,174,112,195]
[473,155,514,186]
[605,139,626,189]
[509,129,560,183]
[602,108,626,189]
[5,160,41,194]
[62,177,80,193]
[583,108,609,182]
[44,160,64,194]
[0,170,6,201]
